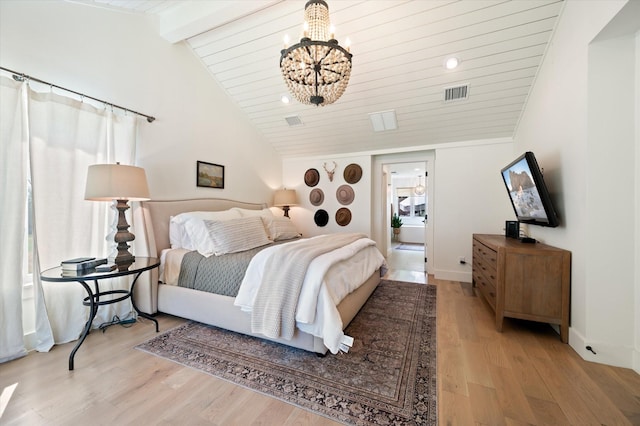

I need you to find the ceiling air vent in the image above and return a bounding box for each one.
[284,115,303,127]
[444,84,469,102]
[368,110,397,132]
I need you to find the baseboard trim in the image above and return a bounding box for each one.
[434,270,472,283]
[569,327,635,369]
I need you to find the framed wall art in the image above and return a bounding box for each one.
[197,161,225,189]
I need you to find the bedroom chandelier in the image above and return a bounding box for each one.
[414,175,425,196]
[279,0,352,106]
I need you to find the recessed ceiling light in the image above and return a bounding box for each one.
[444,57,459,70]
[281,95,290,104]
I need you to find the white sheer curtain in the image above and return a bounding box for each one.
[0,78,33,362]
[0,76,142,360]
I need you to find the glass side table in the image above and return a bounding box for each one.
[41,257,160,370]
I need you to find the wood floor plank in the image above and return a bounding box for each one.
[461,340,495,387]
[526,395,571,425]
[601,366,640,423]
[544,343,634,425]
[438,389,473,426]
[467,382,507,426]
[489,364,537,424]
[439,346,469,396]
[499,332,555,402]
[528,355,606,425]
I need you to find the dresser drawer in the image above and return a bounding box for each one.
[473,241,497,265]
[473,251,497,287]
[473,269,497,309]
[477,259,497,287]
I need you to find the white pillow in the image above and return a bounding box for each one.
[169,210,242,250]
[169,216,189,249]
[203,216,272,256]
[171,209,242,225]
[261,216,301,241]
[232,207,274,218]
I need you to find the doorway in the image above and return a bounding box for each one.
[372,151,434,277]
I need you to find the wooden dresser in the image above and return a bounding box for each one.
[472,234,571,342]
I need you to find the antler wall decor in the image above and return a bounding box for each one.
[323,161,338,182]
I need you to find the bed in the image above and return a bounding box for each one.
[135,198,385,355]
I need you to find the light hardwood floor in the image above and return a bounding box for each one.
[1,247,639,425]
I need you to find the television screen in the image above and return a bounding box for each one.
[501,152,559,227]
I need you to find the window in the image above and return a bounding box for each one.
[396,187,426,224]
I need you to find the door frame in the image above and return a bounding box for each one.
[372,151,435,275]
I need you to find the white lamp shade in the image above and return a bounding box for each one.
[85,163,150,201]
[273,189,297,206]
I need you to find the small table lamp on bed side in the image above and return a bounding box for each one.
[85,163,150,265]
[273,188,297,218]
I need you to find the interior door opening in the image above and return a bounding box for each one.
[373,151,434,278]
[386,161,427,273]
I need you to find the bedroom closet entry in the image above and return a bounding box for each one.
[374,152,434,282]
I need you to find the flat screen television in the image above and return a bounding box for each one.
[500,151,559,227]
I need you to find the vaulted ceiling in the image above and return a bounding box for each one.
[70,0,564,158]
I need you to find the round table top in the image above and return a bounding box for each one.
[40,257,159,282]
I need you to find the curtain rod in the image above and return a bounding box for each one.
[0,66,155,123]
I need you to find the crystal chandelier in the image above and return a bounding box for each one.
[280,0,352,106]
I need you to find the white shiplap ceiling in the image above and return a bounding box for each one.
[69,0,564,159]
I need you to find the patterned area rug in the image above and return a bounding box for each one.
[396,244,425,252]
[136,280,437,425]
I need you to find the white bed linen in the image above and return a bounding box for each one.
[159,248,189,285]
[235,236,385,353]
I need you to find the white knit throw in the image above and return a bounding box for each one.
[251,233,366,340]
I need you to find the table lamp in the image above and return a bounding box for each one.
[85,163,150,265]
[273,188,297,218]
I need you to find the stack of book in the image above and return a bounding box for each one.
[60,257,108,276]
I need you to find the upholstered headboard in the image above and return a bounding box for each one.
[141,198,266,258]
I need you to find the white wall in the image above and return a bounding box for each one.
[433,142,515,281]
[513,0,637,370]
[587,24,637,370]
[282,155,372,238]
[0,0,282,204]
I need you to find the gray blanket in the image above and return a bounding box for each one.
[178,240,292,296]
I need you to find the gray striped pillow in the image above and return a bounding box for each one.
[204,216,271,256]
